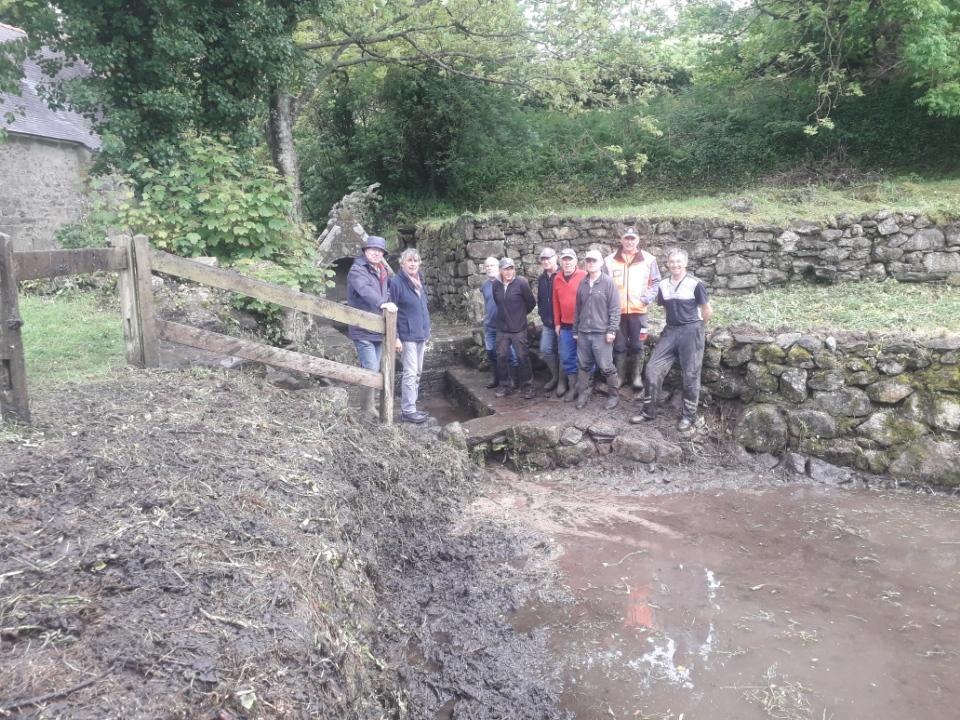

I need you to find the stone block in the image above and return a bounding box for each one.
[877,217,900,235]
[560,426,584,446]
[888,438,960,487]
[474,226,505,241]
[722,344,753,367]
[865,379,913,404]
[466,240,505,259]
[780,368,808,404]
[612,433,657,463]
[787,408,838,439]
[814,387,873,417]
[513,423,562,450]
[857,410,928,448]
[902,228,945,251]
[923,252,960,274]
[555,440,596,467]
[807,456,853,483]
[727,273,761,290]
[690,239,723,259]
[716,254,753,275]
[735,404,788,453]
[807,370,845,391]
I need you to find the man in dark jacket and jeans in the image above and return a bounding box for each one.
[346,236,396,415]
[536,247,560,392]
[493,257,537,399]
[573,249,621,410]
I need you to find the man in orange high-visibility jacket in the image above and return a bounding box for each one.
[604,226,661,399]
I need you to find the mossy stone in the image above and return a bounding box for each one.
[786,345,815,368]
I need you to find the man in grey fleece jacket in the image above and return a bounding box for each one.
[572,249,622,410]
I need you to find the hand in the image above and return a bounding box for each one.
[395,339,403,353]
[380,302,398,313]
[605,332,616,344]
[555,326,561,335]
[573,334,578,342]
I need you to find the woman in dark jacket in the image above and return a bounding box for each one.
[389,248,431,424]
[346,236,395,415]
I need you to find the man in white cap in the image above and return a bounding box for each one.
[572,249,621,410]
[536,247,560,393]
[605,225,661,400]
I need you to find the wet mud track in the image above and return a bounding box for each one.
[468,468,960,719]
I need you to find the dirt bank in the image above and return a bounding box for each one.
[0,370,563,719]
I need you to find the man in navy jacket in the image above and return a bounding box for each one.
[493,258,537,399]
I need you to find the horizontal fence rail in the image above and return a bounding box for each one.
[151,250,383,334]
[14,247,128,280]
[0,238,398,426]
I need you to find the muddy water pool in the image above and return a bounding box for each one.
[470,470,959,719]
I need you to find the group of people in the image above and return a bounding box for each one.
[481,226,713,431]
[345,226,713,431]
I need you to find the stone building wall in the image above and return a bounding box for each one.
[414,212,960,321]
[0,134,93,251]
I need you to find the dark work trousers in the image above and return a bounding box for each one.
[642,321,705,420]
[497,331,532,385]
[613,312,648,358]
[577,332,616,378]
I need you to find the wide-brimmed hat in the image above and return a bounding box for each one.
[362,236,387,252]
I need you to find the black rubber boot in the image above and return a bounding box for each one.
[542,355,559,392]
[575,370,592,409]
[485,350,499,389]
[604,371,621,410]
[555,372,568,398]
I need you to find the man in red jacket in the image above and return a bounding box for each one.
[551,248,586,400]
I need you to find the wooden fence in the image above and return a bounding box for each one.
[0,234,397,425]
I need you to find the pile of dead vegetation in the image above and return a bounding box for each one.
[0,368,479,719]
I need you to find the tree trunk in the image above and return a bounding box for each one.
[266,88,302,223]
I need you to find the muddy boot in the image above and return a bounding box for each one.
[630,395,656,423]
[522,381,536,400]
[485,350,499,389]
[562,375,578,402]
[542,355,559,392]
[614,353,627,384]
[575,370,592,409]
[631,352,645,400]
[555,372,568,398]
[604,371,621,410]
[361,387,378,418]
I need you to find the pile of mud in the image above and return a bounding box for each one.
[1,369,561,719]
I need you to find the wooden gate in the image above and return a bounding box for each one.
[0,234,397,424]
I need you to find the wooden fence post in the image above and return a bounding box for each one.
[0,234,30,424]
[117,235,159,368]
[380,308,397,425]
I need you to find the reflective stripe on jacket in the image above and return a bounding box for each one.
[603,249,661,314]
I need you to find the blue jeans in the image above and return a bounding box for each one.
[539,325,558,357]
[484,325,518,366]
[558,327,579,376]
[354,339,382,371]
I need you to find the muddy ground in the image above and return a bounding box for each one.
[2,369,958,719]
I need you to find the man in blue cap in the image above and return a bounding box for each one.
[346,235,396,416]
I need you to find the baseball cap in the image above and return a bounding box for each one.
[499,257,516,269]
[584,249,603,262]
[538,247,557,259]
[559,248,577,260]
[621,226,640,239]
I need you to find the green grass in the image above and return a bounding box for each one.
[418,176,960,228]
[19,291,126,388]
[712,280,960,333]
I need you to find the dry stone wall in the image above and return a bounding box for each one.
[706,328,959,488]
[414,212,960,321]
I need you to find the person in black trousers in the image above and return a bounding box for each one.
[493,257,537,399]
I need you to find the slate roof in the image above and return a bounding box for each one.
[0,22,100,151]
